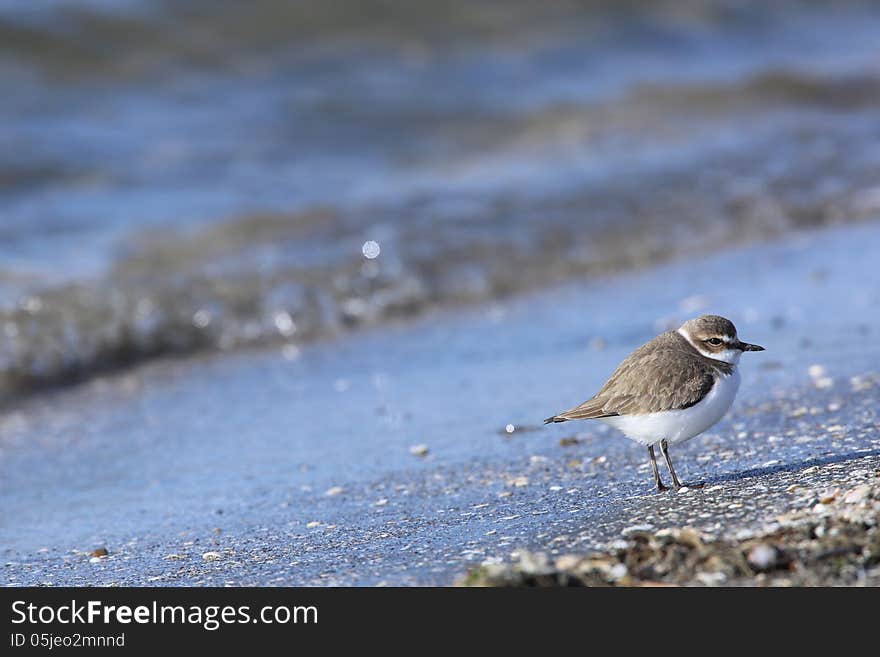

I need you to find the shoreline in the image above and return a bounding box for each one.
[2,216,877,408]
[2,221,879,585]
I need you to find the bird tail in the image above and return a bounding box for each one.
[544,398,615,425]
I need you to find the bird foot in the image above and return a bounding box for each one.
[672,481,704,492]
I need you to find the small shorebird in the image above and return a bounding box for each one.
[545,315,764,492]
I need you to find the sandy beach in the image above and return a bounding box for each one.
[3,1,880,590]
[2,221,877,586]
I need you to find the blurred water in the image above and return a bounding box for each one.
[1,0,880,399]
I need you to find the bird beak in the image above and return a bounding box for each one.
[736,341,765,352]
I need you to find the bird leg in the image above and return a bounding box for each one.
[648,445,668,492]
[660,439,683,491]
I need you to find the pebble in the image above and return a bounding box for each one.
[818,488,839,504]
[609,563,628,580]
[850,376,873,391]
[621,524,654,536]
[202,552,222,561]
[554,555,581,571]
[518,552,552,576]
[843,484,871,504]
[808,364,826,379]
[696,571,727,586]
[324,486,345,497]
[409,444,430,457]
[747,544,778,571]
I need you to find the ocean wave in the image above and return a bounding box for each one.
[4,2,880,401]
[2,112,879,402]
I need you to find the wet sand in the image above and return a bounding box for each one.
[1,222,879,585]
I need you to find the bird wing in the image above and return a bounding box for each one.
[544,397,614,423]
[544,333,717,423]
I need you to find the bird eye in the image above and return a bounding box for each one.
[706,338,723,346]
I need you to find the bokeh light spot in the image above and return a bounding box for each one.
[362,240,381,259]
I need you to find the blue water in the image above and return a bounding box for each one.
[3,0,880,283]
[1,0,880,406]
